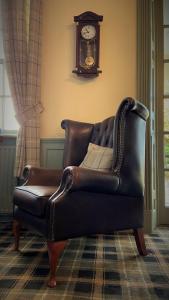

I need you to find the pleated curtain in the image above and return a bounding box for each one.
[2,0,43,177]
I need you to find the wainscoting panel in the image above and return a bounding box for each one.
[0,136,16,213]
[40,138,64,169]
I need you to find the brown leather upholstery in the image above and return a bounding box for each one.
[12,97,149,287]
[22,167,63,186]
[90,116,114,147]
[14,186,57,217]
[61,116,115,168]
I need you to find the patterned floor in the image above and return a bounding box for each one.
[0,223,169,300]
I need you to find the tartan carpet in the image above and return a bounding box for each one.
[0,223,169,300]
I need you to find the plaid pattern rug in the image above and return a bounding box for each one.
[0,223,169,300]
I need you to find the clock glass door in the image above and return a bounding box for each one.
[80,39,97,70]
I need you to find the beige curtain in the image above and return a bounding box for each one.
[2,0,43,177]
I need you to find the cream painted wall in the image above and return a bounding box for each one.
[41,0,136,138]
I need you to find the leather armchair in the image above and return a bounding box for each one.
[13,97,149,287]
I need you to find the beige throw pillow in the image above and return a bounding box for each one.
[80,143,113,172]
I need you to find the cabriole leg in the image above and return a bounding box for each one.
[133,228,147,256]
[13,219,21,251]
[47,240,67,288]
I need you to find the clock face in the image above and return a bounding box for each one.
[81,25,96,40]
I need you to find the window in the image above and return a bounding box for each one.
[0,20,19,134]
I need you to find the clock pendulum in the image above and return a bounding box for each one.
[85,41,95,68]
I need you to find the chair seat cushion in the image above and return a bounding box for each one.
[14,186,58,217]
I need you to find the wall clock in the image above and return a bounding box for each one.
[72,11,103,78]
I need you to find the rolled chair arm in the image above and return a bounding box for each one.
[22,165,63,186]
[55,166,119,195]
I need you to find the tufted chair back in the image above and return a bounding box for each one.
[90,117,114,148]
[61,117,114,168]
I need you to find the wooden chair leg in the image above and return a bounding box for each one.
[133,228,148,256]
[13,219,21,251]
[47,240,67,288]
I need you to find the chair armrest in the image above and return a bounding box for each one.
[22,165,63,186]
[59,166,119,194]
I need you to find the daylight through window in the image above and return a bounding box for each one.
[0,21,19,133]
